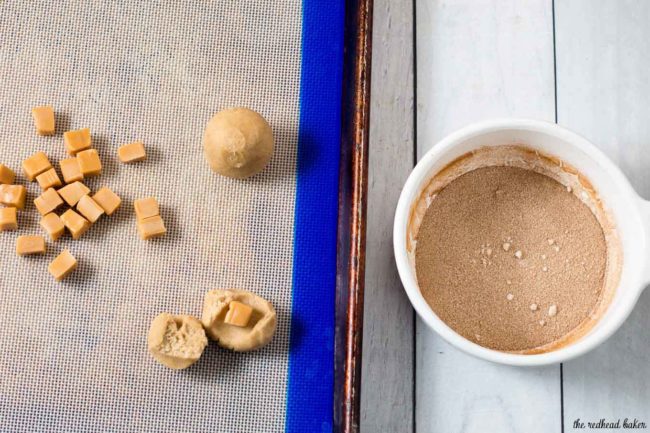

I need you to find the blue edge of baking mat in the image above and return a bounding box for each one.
[285,0,345,432]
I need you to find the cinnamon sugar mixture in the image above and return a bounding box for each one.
[415,166,607,351]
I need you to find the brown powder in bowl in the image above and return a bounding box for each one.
[415,166,607,352]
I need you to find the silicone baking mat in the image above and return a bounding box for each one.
[0,1,343,432]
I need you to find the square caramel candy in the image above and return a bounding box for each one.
[0,184,27,209]
[60,209,90,240]
[48,249,77,281]
[0,164,16,184]
[22,152,52,181]
[77,149,102,176]
[134,197,159,221]
[137,215,166,240]
[31,106,55,135]
[63,128,91,155]
[118,141,147,163]
[59,158,84,184]
[40,213,65,240]
[58,181,90,206]
[224,301,254,327]
[76,194,104,223]
[34,188,64,216]
[16,235,46,255]
[0,207,18,231]
[92,187,121,215]
[36,168,62,190]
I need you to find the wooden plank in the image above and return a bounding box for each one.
[555,1,650,430]
[415,1,561,432]
[359,0,415,431]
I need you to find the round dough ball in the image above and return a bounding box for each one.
[201,289,277,351]
[147,313,208,370]
[203,107,274,179]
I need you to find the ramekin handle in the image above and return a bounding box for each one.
[639,198,650,290]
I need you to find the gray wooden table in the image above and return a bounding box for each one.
[361,1,650,432]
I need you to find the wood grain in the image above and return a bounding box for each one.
[360,0,415,431]
[555,1,650,429]
[367,1,650,430]
[415,1,561,432]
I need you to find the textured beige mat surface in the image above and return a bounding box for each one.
[0,1,302,431]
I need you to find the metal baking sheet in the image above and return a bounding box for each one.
[0,0,370,431]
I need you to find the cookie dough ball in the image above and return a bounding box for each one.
[203,107,274,179]
[147,313,208,370]
[201,289,277,351]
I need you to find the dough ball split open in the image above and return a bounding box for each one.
[201,289,277,352]
[203,107,274,179]
[147,313,208,370]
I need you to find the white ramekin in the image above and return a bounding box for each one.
[394,118,650,366]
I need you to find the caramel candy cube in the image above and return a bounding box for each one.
[59,158,84,184]
[118,141,147,163]
[60,209,90,240]
[224,301,254,327]
[137,215,167,240]
[0,164,16,184]
[0,207,18,231]
[16,235,46,255]
[48,249,77,281]
[22,152,52,181]
[77,195,104,223]
[58,181,90,206]
[77,149,102,176]
[134,197,159,221]
[31,106,55,135]
[0,184,27,209]
[34,188,64,216]
[36,168,62,190]
[92,187,121,215]
[40,213,65,240]
[63,128,91,155]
